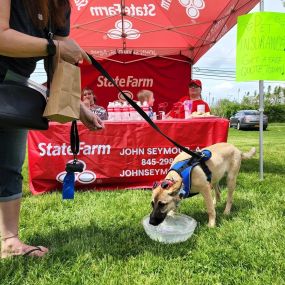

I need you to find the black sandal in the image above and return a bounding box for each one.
[23,246,44,257]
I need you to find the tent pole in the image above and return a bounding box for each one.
[259,0,264,181]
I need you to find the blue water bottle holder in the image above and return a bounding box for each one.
[62,120,84,199]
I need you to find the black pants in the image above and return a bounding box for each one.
[0,128,27,201]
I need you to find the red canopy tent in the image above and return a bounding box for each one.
[70,0,259,110]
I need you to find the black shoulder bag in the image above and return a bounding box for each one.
[0,72,49,130]
[0,24,55,130]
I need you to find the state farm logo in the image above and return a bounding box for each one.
[56,160,96,185]
[161,0,205,19]
[97,75,153,88]
[74,0,88,11]
[107,20,140,40]
[179,0,205,18]
[118,90,134,102]
[90,4,156,17]
[38,142,111,156]
[161,0,172,10]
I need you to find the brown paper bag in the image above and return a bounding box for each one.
[43,55,81,123]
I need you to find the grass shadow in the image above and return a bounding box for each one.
[183,196,253,227]
[0,220,199,271]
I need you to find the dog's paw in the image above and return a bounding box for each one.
[223,209,231,215]
[207,221,216,228]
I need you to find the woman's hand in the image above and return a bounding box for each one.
[56,38,91,65]
[79,103,104,131]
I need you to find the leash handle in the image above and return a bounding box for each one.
[70,120,79,157]
[87,53,201,159]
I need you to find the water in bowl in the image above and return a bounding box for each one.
[142,213,197,243]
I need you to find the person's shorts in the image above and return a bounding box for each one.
[0,128,27,201]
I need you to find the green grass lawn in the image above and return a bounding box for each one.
[1,123,285,285]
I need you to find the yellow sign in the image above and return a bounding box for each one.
[236,12,285,81]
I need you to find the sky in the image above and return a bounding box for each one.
[30,0,285,105]
[193,0,285,105]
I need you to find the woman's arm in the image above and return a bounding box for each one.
[0,0,48,57]
[0,0,90,63]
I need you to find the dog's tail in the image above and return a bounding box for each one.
[241,147,256,160]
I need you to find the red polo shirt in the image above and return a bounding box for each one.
[168,97,210,119]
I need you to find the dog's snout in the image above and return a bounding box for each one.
[149,210,167,226]
[149,216,162,226]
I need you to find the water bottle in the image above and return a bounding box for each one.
[184,100,192,119]
[119,102,124,121]
[121,102,129,121]
[142,101,149,116]
[107,102,114,121]
[129,104,136,120]
[126,103,131,121]
[188,100,193,114]
[136,102,142,120]
[113,102,121,121]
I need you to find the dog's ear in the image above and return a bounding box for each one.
[165,179,181,196]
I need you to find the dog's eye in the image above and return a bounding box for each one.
[151,201,154,208]
[158,201,166,207]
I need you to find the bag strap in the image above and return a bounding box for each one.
[87,53,202,159]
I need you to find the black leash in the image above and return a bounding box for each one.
[87,53,202,159]
[66,120,84,172]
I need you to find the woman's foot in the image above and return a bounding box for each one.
[1,236,49,258]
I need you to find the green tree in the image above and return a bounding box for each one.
[241,95,251,105]
[212,99,239,118]
[211,84,285,122]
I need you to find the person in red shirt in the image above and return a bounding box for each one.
[167,79,210,119]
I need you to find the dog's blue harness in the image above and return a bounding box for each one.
[168,150,212,198]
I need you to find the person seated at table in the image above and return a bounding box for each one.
[137,89,155,118]
[167,79,210,119]
[81,87,108,120]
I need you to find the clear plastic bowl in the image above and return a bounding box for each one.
[142,213,197,243]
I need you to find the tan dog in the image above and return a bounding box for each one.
[150,142,256,227]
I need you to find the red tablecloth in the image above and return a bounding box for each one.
[28,118,229,195]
